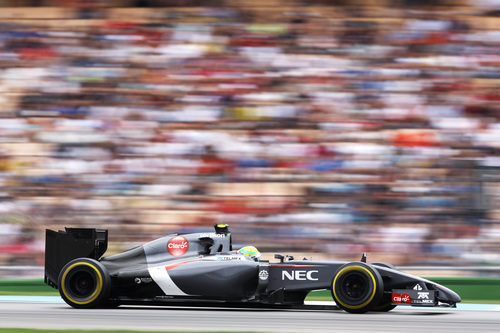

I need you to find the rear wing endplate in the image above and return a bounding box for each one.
[44,228,108,289]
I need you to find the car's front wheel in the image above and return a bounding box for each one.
[331,262,384,313]
[58,258,110,308]
[372,301,397,312]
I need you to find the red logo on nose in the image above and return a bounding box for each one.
[167,236,189,256]
[401,294,411,303]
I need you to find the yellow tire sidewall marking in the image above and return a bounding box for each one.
[61,262,103,305]
[332,265,377,310]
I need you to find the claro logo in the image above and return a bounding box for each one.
[167,236,189,256]
[282,270,319,281]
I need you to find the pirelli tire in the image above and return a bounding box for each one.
[331,262,384,314]
[58,258,111,309]
[370,262,397,311]
[373,300,397,312]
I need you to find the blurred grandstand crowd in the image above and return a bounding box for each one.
[0,0,500,272]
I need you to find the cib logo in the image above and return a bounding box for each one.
[282,270,319,281]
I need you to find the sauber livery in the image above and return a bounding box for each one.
[44,225,460,313]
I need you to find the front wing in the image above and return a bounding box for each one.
[392,289,438,306]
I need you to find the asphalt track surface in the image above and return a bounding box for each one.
[1,300,500,333]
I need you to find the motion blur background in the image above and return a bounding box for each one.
[0,0,499,277]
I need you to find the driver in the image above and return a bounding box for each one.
[237,245,261,261]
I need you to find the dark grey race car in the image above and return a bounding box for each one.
[44,224,461,313]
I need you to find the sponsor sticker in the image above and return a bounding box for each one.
[202,255,243,261]
[216,255,242,261]
[282,270,319,281]
[200,233,227,238]
[134,277,153,284]
[259,270,269,280]
[392,293,411,303]
[392,289,435,305]
[167,236,189,256]
[418,292,429,299]
[418,299,435,304]
[414,291,435,304]
[401,293,411,303]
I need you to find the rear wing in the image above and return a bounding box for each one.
[44,228,108,289]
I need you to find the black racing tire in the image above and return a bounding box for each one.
[103,301,120,308]
[373,301,397,312]
[366,263,397,312]
[372,291,397,312]
[58,258,111,309]
[331,262,384,314]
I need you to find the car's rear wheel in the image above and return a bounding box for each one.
[331,262,384,313]
[58,258,110,308]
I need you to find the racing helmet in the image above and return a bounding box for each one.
[238,245,261,261]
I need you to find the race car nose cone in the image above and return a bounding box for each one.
[434,283,461,304]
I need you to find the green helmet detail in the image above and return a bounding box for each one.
[238,246,261,260]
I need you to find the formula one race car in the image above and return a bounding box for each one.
[44,225,461,313]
